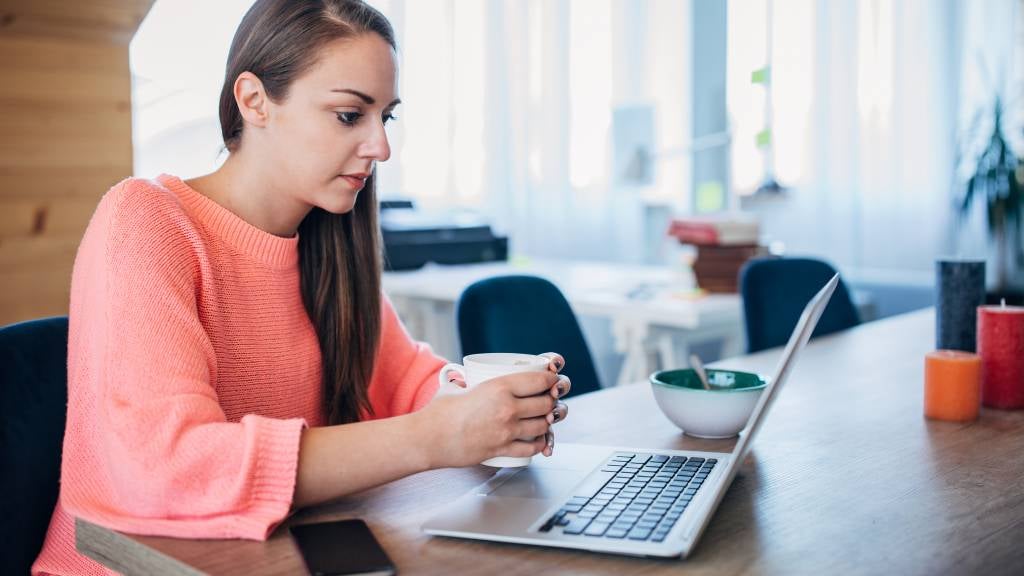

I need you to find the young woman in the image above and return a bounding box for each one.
[33,1,570,573]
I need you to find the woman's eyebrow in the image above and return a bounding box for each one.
[330,88,401,107]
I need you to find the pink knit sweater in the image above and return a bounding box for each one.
[33,175,445,575]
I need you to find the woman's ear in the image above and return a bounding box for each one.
[234,71,270,129]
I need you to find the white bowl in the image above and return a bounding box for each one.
[650,368,767,438]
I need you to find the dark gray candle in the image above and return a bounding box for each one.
[936,259,986,352]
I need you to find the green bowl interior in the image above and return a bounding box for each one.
[651,368,766,392]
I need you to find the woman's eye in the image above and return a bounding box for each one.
[383,112,398,125]
[336,111,362,126]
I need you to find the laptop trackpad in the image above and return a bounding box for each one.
[478,467,587,499]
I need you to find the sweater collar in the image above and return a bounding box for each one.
[158,174,300,270]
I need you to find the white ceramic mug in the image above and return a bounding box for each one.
[437,352,551,467]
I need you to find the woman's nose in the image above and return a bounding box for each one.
[360,122,391,162]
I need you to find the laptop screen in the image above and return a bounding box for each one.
[731,274,839,463]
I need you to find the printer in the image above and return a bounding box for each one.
[379,200,508,271]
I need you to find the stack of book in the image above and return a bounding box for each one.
[667,215,766,293]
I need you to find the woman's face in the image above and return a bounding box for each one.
[264,33,399,215]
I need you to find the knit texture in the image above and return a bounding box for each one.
[33,175,444,575]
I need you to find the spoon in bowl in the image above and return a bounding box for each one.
[689,353,712,391]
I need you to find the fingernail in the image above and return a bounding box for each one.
[546,432,554,448]
[554,360,563,370]
[552,409,562,423]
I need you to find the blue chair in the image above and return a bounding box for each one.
[739,258,860,353]
[1,316,69,574]
[457,275,601,397]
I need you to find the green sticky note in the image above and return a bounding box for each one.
[751,67,770,84]
[756,129,772,147]
[696,181,725,213]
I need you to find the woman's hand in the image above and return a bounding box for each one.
[421,353,571,467]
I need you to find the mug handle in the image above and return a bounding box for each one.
[437,363,467,392]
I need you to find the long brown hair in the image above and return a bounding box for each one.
[219,0,395,425]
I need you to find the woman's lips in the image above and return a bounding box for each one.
[341,175,366,188]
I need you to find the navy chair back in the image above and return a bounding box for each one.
[457,275,601,397]
[1,316,69,575]
[739,258,860,353]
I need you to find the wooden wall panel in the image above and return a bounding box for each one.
[0,0,153,325]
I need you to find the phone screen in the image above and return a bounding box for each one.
[290,519,397,576]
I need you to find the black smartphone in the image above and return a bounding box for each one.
[290,519,397,576]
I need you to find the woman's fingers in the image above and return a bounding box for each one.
[503,371,559,398]
[504,434,550,458]
[546,401,568,424]
[539,352,565,373]
[515,393,556,418]
[515,416,550,440]
[549,374,571,399]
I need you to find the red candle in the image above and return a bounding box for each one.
[977,304,1024,409]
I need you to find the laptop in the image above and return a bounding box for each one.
[422,274,839,558]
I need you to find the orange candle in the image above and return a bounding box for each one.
[924,350,981,421]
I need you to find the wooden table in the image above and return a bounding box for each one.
[77,309,1024,575]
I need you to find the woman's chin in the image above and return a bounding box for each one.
[315,187,359,214]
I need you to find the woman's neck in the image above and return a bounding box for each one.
[187,152,311,238]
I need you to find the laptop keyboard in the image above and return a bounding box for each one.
[538,452,717,542]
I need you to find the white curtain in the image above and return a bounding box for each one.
[727,0,1021,279]
[376,0,693,262]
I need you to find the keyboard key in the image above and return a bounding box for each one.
[538,512,562,532]
[562,518,592,535]
[669,456,687,464]
[556,515,572,526]
[563,503,584,513]
[627,527,653,540]
[631,454,651,464]
[651,455,669,463]
[584,522,612,536]
[606,528,630,539]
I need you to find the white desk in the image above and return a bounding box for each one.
[382,259,745,386]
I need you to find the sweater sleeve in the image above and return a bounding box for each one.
[61,181,304,541]
[366,293,448,418]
